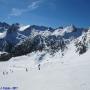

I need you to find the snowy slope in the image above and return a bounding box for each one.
[0,42,90,90]
[0,32,7,39]
[19,25,30,31]
[0,22,90,90]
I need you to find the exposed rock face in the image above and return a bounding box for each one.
[0,52,12,61]
[0,22,89,61]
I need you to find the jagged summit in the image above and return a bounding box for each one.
[0,22,90,61]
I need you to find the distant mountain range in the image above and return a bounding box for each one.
[0,22,90,61]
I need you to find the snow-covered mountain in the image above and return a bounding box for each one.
[0,37,90,90]
[0,22,89,61]
[0,22,90,90]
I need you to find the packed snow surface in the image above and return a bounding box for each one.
[0,43,90,90]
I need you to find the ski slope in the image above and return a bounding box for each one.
[0,45,90,90]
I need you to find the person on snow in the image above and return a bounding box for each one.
[26,68,28,72]
[38,64,41,70]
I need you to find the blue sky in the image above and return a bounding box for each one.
[0,0,90,28]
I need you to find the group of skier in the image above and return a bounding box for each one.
[3,64,41,75]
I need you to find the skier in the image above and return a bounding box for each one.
[10,69,13,73]
[3,72,5,75]
[6,72,8,75]
[38,64,41,70]
[26,68,28,72]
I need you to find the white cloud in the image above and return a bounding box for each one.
[28,0,41,10]
[10,0,42,16]
[10,8,26,16]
